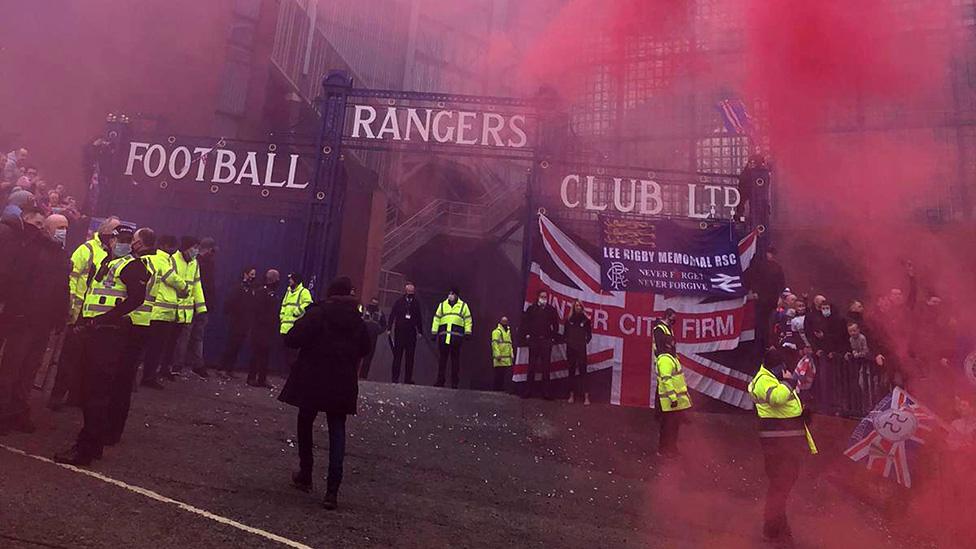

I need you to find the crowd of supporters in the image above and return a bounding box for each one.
[756,248,966,418]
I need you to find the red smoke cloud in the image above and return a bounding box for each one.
[518,0,976,544]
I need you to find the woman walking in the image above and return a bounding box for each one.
[278,276,371,510]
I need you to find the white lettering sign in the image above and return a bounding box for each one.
[346,105,531,149]
[123,141,308,189]
[559,173,739,219]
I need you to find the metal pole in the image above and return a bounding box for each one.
[301,70,353,294]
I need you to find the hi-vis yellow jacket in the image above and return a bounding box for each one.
[748,364,818,454]
[280,283,312,334]
[172,252,206,323]
[656,352,692,412]
[432,298,472,345]
[68,238,109,324]
[146,250,188,323]
[491,324,514,367]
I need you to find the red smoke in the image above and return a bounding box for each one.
[519,0,975,544]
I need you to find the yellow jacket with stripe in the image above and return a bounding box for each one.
[172,252,206,323]
[81,255,152,326]
[68,237,109,324]
[491,324,514,367]
[146,250,189,323]
[280,283,312,334]
[656,352,692,412]
[432,298,472,345]
[748,365,818,454]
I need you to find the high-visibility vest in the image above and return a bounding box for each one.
[491,325,514,367]
[280,283,312,334]
[130,256,156,327]
[81,256,152,326]
[146,250,188,323]
[68,237,109,324]
[172,252,207,323]
[432,298,472,345]
[748,365,818,454]
[656,353,692,412]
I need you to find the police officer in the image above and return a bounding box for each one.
[655,334,691,457]
[49,216,120,409]
[748,349,818,543]
[431,288,472,388]
[54,226,152,466]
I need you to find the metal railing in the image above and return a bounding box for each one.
[380,161,526,268]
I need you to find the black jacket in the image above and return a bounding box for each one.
[198,253,217,311]
[520,303,560,344]
[278,296,371,415]
[252,283,281,342]
[3,226,71,328]
[224,282,258,331]
[563,311,592,353]
[390,295,423,343]
[0,216,26,306]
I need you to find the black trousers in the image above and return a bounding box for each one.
[0,322,51,423]
[219,325,250,372]
[359,338,378,380]
[141,321,179,383]
[297,409,347,493]
[493,367,511,392]
[106,325,149,443]
[436,341,462,388]
[526,340,553,397]
[566,347,588,395]
[391,337,417,383]
[761,437,805,539]
[657,407,683,455]
[248,337,271,384]
[50,328,82,405]
[76,325,126,455]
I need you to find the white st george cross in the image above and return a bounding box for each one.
[709,273,742,293]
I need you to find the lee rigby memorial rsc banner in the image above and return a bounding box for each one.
[599,216,746,298]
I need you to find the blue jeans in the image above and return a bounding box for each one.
[297,409,347,493]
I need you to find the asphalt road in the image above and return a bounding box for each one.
[0,375,936,548]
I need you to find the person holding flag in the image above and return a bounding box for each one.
[748,349,818,544]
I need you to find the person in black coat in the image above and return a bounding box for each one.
[520,289,560,399]
[564,299,593,405]
[247,269,281,388]
[217,267,258,379]
[278,276,371,510]
[388,282,423,383]
[0,211,69,433]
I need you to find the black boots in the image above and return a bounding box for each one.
[322,491,338,510]
[53,444,103,466]
[292,470,313,492]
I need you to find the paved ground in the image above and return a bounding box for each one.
[0,375,938,548]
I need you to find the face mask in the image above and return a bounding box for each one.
[786,308,795,317]
[113,243,132,257]
[822,308,832,317]
[538,298,547,306]
[188,248,199,260]
[53,228,67,247]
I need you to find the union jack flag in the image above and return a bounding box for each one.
[716,98,756,138]
[844,387,946,488]
[514,214,759,409]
